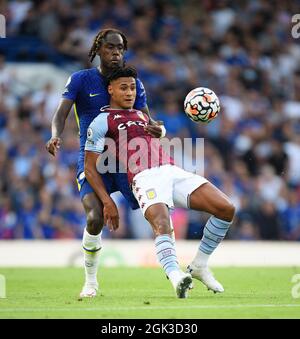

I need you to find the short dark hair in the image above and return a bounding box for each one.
[106,66,137,83]
[88,28,128,63]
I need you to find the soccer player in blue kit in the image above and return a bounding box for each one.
[46,29,165,297]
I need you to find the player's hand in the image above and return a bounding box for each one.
[144,120,166,138]
[46,137,62,157]
[103,199,119,231]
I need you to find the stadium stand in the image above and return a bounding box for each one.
[0,0,300,241]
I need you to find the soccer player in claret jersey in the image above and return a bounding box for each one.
[46,29,166,298]
[84,67,235,298]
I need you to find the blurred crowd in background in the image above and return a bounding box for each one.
[1,0,300,241]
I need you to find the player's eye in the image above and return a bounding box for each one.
[107,44,123,51]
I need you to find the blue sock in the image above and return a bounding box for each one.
[155,234,179,276]
[199,216,231,255]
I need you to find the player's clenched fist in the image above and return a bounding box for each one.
[144,120,166,138]
[46,137,62,156]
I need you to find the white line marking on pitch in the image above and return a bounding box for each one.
[0,304,300,313]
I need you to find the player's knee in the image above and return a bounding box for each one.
[215,201,235,222]
[226,202,235,221]
[86,209,103,235]
[151,215,171,236]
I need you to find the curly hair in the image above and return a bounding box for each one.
[88,28,128,63]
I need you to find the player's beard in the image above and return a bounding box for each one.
[100,59,125,77]
[109,59,125,69]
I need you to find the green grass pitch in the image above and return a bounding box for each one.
[0,267,300,319]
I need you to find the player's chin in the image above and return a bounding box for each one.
[110,60,122,68]
[123,100,134,108]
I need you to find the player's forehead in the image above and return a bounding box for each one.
[103,33,124,46]
[113,77,136,87]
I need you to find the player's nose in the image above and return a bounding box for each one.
[126,92,134,99]
[112,47,120,56]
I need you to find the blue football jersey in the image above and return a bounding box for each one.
[62,67,147,174]
[62,67,147,209]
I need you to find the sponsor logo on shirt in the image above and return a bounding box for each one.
[118,121,147,130]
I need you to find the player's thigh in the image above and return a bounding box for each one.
[144,203,171,236]
[189,182,235,221]
[172,167,207,208]
[132,166,174,214]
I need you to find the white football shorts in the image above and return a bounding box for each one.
[131,164,208,215]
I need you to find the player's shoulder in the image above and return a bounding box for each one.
[88,112,110,137]
[70,68,97,79]
[136,77,145,87]
[91,112,109,125]
[135,77,146,97]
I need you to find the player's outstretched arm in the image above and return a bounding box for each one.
[84,151,119,231]
[46,98,74,156]
[141,105,166,138]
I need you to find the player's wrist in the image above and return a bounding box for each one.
[103,197,114,206]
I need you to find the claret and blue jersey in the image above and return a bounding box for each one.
[62,67,147,208]
[85,108,174,184]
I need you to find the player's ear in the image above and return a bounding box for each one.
[108,84,113,95]
[96,43,102,56]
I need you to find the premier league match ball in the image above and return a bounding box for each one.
[184,87,220,123]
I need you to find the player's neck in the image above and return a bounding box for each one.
[109,105,133,111]
[109,101,133,111]
[98,65,114,77]
[98,65,105,76]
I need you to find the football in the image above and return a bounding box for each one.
[184,87,220,123]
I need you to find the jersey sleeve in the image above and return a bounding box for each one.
[62,71,82,101]
[134,78,147,110]
[85,113,109,154]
